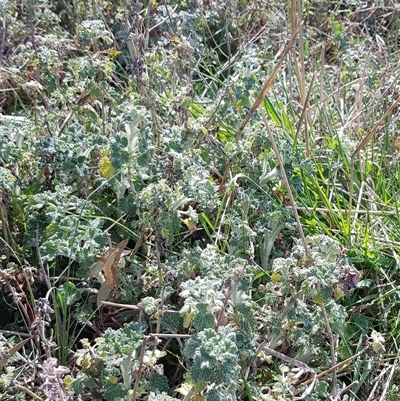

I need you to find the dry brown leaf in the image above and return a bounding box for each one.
[93,238,129,307]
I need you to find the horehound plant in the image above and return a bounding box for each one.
[256,235,379,401]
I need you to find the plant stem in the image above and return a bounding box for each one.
[260,107,309,256]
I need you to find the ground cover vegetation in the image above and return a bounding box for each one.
[1,0,400,399]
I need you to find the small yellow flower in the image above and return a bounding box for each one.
[98,155,115,178]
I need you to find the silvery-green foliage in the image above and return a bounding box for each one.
[192,303,217,331]
[40,123,107,185]
[185,327,239,385]
[115,102,151,156]
[225,212,257,259]
[180,275,225,319]
[0,167,15,192]
[37,47,60,68]
[23,185,106,269]
[103,381,127,401]
[260,211,289,270]
[177,244,258,398]
[0,366,16,390]
[141,296,161,315]
[0,118,37,192]
[70,323,146,398]
[147,372,170,394]
[77,20,112,48]
[67,55,116,85]
[262,235,355,366]
[181,163,219,213]
[307,235,342,261]
[206,389,222,401]
[148,392,180,401]
[228,290,257,335]
[101,323,146,359]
